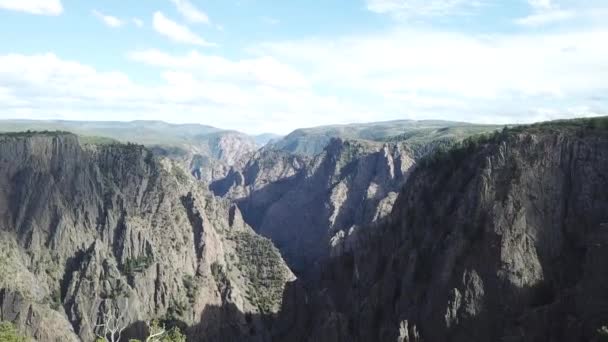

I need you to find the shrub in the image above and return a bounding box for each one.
[0,322,29,342]
[122,255,153,275]
[182,275,200,304]
[417,130,503,170]
[165,300,188,322]
[162,327,186,342]
[50,288,62,311]
[229,231,290,313]
[172,167,190,184]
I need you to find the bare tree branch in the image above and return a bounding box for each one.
[145,320,167,342]
[95,297,130,342]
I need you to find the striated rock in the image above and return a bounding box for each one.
[289,123,608,341]
[4,119,608,342]
[0,132,292,341]
[153,131,257,184]
[212,138,415,275]
[0,120,260,185]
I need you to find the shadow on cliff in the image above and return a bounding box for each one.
[117,281,309,342]
[185,280,312,342]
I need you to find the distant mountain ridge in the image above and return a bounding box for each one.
[269,119,503,156]
[2,117,608,341]
[0,119,259,183]
[0,119,237,148]
[0,119,502,157]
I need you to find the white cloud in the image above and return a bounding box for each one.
[133,18,144,28]
[92,10,123,28]
[515,9,575,26]
[259,30,608,97]
[169,0,210,24]
[153,11,215,46]
[0,0,62,15]
[1,28,607,134]
[528,0,553,11]
[366,0,482,17]
[517,0,608,27]
[128,49,308,88]
[253,29,608,123]
[0,53,349,134]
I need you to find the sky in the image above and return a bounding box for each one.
[0,0,607,134]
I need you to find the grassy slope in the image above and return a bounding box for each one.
[0,120,238,148]
[272,120,503,156]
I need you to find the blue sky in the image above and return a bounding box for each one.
[0,0,607,134]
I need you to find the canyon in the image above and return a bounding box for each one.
[1,118,607,341]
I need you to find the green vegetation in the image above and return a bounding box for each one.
[78,135,119,145]
[50,288,62,311]
[182,275,201,304]
[122,255,154,275]
[0,119,242,154]
[164,299,188,323]
[124,320,186,342]
[227,231,289,313]
[507,115,608,133]
[274,116,608,157]
[0,239,38,301]
[272,120,502,156]
[171,166,190,184]
[160,327,186,342]
[107,281,127,300]
[417,116,608,172]
[0,130,72,139]
[417,129,505,170]
[210,262,230,294]
[0,322,29,342]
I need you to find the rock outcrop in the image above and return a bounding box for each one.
[4,118,608,342]
[0,132,293,342]
[213,138,415,275]
[0,119,259,185]
[153,131,258,184]
[269,120,501,156]
[284,122,608,341]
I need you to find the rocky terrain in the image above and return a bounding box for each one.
[0,120,260,184]
[270,120,501,156]
[279,119,608,341]
[212,139,415,275]
[2,117,608,342]
[0,132,293,342]
[207,121,502,277]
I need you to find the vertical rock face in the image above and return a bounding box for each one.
[4,120,608,342]
[0,132,293,342]
[292,126,608,341]
[154,131,258,184]
[213,138,415,275]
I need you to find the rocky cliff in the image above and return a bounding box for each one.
[151,131,257,184]
[269,120,501,156]
[212,138,415,275]
[0,132,293,342]
[283,120,608,341]
[0,120,259,184]
[214,121,502,277]
[4,118,608,342]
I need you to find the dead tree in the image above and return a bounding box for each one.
[95,298,130,342]
[145,320,167,342]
